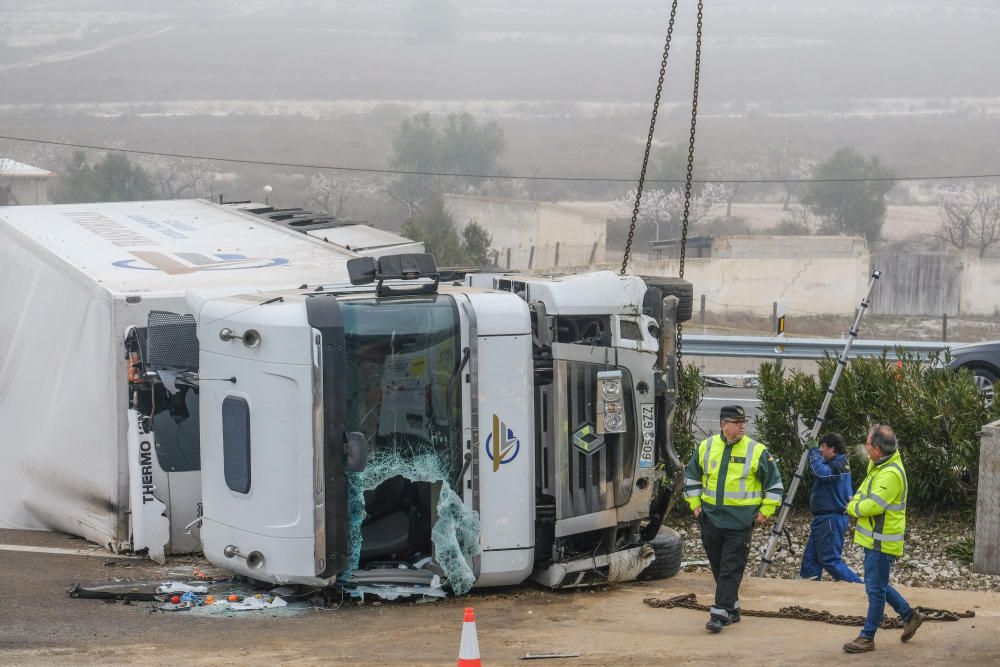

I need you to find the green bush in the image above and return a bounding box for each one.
[755,351,999,513]
[672,362,707,464]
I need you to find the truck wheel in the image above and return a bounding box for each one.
[639,526,683,580]
[640,277,694,323]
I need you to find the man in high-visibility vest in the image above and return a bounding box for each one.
[684,405,784,633]
[842,424,924,654]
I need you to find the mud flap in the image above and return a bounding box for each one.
[128,409,170,564]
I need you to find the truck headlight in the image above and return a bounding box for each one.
[604,411,625,432]
[597,370,627,434]
[601,379,622,402]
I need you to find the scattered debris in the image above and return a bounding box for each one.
[522,651,581,660]
[343,582,447,602]
[67,583,157,602]
[156,582,208,594]
[228,595,288,611]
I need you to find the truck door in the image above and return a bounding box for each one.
[195,293,349,585]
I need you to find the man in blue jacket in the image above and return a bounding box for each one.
[799,432,863,583]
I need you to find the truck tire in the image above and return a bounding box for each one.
[639,526,683,580]
[640,277,694,323]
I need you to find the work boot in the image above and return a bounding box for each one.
[705,615,726,633]
[730,610,741,624]
[843,636,875,653]
[901,611,925,642]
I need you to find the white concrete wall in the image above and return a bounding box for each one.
[554,252,1000,317]
[1,177,52,205]
[444,194,605,269]
[627,256,871,316]
[960,258,1000,316]
[712,235,865,259]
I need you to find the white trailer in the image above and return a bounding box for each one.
[1,199,692,592]
[0,199,361,559]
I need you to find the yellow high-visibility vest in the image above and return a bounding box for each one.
[693,434,778,510]
[848,449,907,556]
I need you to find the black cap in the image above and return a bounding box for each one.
[720,405,747,422]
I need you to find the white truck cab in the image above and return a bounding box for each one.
[187,254,689,591]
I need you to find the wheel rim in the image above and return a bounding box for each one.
[973,374,996,406]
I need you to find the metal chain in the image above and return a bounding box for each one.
[620,0,680,276]
[644,594,975,629]
[675,0,704,369]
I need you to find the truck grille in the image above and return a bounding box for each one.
[539,361,636,520]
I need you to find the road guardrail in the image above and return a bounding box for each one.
[683,334,953,360]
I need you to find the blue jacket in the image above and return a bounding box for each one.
[808,449,853,516]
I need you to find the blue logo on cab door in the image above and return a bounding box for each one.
[485,414,520,472]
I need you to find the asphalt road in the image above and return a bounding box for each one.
[695,385,762,442]
[2,529,998,665]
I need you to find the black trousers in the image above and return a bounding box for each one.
[699,512,753,619]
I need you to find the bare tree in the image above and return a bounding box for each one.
[774,204,816,235]
[385,175,421,224]
[973,190,1000,257]
[763,138,813,210]
[612,184,727,241]
[143,157,215,200]
[0,138,58,175]
[712,158,766,219]
[308,172,378,217]
[938,186,1000,257]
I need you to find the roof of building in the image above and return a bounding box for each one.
[0,159,56,178]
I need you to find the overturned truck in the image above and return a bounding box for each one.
[0,199,693,594]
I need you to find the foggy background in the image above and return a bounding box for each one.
[1,0,998,224]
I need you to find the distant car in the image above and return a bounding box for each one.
[949,341,1000,405]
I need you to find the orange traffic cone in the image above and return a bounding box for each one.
[457,607,482,667]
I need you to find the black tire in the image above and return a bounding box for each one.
[640,276,694,323]
[639,526,683,580]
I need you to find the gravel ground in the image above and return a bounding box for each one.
[674,512,1000,593]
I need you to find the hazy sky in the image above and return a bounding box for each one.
[1,1,998,109]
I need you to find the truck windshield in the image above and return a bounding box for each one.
[340,296,462,469]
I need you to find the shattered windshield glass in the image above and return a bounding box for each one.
[339,295,481,594]
[340,296,462,465]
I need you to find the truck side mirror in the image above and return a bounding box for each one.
[345,431,368,473]
[348,257,377,285]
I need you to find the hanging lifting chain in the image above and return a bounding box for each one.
[619,1,704,370]
[675,0,704,368]
[620,0,680,276]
